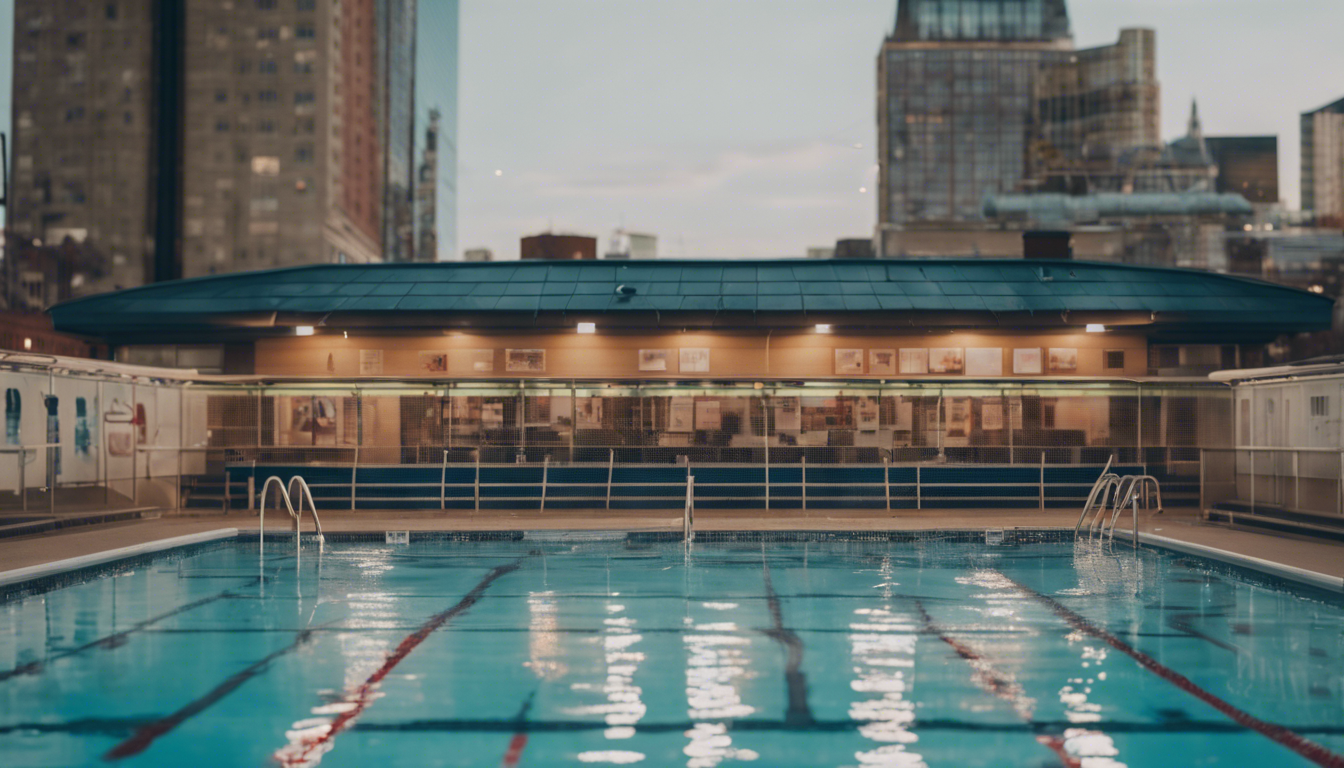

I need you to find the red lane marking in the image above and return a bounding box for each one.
[915,600,1083,767]
[998,571,1344,768]
[500,732,529,768]
[274,562,521,768]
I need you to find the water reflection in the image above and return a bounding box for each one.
[525,590,568,681]
[684,605,758,767]
[848,606,924,767]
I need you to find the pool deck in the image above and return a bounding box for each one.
[1,506,1342,588]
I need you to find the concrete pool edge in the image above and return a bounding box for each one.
[0,528,239,590]
[1116,530,1344,593]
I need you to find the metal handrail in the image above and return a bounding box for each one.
[1105,475,1162,537]
[1074,456,1115,531]
[257,475,325,555]
[683,475,695,543]
[1076,474,1121,532]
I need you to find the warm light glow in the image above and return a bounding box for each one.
[1086,324,1106,333]
[1310,285,1325,294]
[577,322,596,334]
[23,338,32,350]
[815,324,832,334]
[1243,224,1253,231]
[343,330,349,338]
[295,326,315,336]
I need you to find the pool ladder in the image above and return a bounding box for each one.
[1075,460,1162,550]
[258,475,325,555]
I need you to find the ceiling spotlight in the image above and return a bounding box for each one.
[295,326,315,336]
[1086,324,1106,333]
[815,324,832,334]
[577,322,596,334]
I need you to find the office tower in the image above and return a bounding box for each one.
[877,0,1073,229]
[415,109,440,261]
[1030,28,1159,185]
[8,0,419,301]
[604,230,657,260]
[521,234,598,261]
[1206,136,1279,204]
[1302,97,1344,224]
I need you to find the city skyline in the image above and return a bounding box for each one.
[3,1,1341,263]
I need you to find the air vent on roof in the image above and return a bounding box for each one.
[616,284,636,295]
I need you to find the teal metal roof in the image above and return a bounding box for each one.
[48,259,1332,341]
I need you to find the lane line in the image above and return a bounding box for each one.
[103,620,335,760]
[273,560,524,767]
[499,691,537,768]
[914,600,1082,768]
[998,571,1344,768]
[759,558,814,727]
[0,579,258,683]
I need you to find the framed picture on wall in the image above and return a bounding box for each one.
[679,348,710,373]
[834,348,864,375]
[1048,348,1079,373]
[639,349,670,372]
[774,397,801,431]
[965,348,1002,376]
[899,348,929,374]
[359,349,384,376]
[855,397,880,430]
[419,352,448,373]
[1013,348,1043,375]
[506,349,546,372]
[870,349,896,376]
[928,347,964,374]
[471,349,495,372]
[982,396,1005,430]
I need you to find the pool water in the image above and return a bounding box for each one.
[2,534,1343,767]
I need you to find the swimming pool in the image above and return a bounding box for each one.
[2,532,1342,767]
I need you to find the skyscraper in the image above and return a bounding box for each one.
[877,0,1073,229]
[1205,136,1279,204]
[415,108,440,261]
[8,0,418,301]
[1302,96,1344,225]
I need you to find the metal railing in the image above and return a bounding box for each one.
[221,456,1190,513]
[257,475,325,556]
[684,475,695,543]
[1200,446,1344,518]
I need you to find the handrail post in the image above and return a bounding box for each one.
[350,444,359,511]
[764,459,771,511]
[916,464,921,510]
[1249,449,1255,514]
[606,448,614,510]
[1198,450,1205,514]
[1039,450,1045,511]
[801,455,807,512]
[1294,450,1300,511]
[684,475,695,542]
[884,456,891,511]
[540,455,549,513]
[474,449,480,512]
[440,449,448,510]
[19,451,26,513]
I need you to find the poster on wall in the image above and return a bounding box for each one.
[104,397,136,458]
[966,348,1003,377]
[639,349,670,372]
[834,349,864,375]
[669,397,695,432]
[870,349,896,376]
[929,348,965,374]
[982,396,1005,431]
[471,349,495,372]
[774,397,801,431]
[1048,348,1079,373]
[359,349,384,376]
[894,399,914,432]
[695,400,722,430]
[1013,348,1043,375]
[577,398,604,428]
[419,352,448,374]
[899,348,929,375]
[945,397,972,446]
[679,348,710,373]
[855,397,880,430]
[506,349,546,373]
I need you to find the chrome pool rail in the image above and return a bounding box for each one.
[257,474,325,556]
[1103,475,1162,550]
[683,475,695,544]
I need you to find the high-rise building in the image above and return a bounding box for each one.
[877,0,1073,230]
[1206,136,1279,204]
[415,109,440,261]
[521,234,597,261]
[8,0,419,302]
[603,230,657,260]
[1302,96,1344,225]
[1030,28,1159,183]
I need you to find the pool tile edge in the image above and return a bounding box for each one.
[1117,530,1344,593]
[0,528,239,590]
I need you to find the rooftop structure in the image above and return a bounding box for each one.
[1302,96,1344,225]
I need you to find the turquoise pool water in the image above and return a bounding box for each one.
[2,533,1343,767]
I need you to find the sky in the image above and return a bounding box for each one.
[1,1,1340,263]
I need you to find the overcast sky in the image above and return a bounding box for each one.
[1,1,1339,263]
